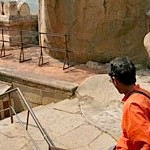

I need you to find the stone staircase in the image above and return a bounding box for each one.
[0,73,150,150]
[0,97,118,150]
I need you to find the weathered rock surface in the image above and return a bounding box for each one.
[39,0,150,65]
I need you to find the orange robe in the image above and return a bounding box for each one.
[116,85,150,150]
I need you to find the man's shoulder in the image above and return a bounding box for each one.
[134,87,150,99]
[126,90,150,106]
[132,85,150,99]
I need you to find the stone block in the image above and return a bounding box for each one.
[0,30,38,47]
[0,34,21,46]
[13,83,42,106]
[41,89,71,105]
[0,97,15,120]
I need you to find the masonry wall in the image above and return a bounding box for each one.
[0,1,38,47]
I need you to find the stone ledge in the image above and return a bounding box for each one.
[0,67,79,107]
[0,67,78,92]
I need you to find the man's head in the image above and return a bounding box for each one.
[108,56,136,93]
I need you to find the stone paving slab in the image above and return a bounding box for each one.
[0,123,35,150]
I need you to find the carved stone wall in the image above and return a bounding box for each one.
[39,0,150,66]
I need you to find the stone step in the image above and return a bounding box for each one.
[1,74,149,150]
[0,96,117,150]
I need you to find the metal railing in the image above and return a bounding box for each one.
[0,27,73,70]
[0,87,65,150]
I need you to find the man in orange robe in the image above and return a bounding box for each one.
[108,56,150,150]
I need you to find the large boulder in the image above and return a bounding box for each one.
[39,0,150,65]
[76,73,150,140]
[76,74,123,139]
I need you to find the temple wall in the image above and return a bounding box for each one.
[0,1,38,47]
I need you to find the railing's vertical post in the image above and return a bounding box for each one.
[0,27,12,58]
[19,30,31,63]
[19,30,24,62]
[26,110,30,130]
[0,27,5,57]
[63,33,69,70]
[8,93,13,123]
[38,32,43,66]
[0,88,57,150]
[38,32,49,66]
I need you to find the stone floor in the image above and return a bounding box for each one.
[0,47,105,84]
[0,75,120,150]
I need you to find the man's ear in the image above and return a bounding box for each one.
[113,78,120,85]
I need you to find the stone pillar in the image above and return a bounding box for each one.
[0,1,3,15]
[39,0,47,46]
[3,1,18,16]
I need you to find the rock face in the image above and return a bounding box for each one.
[39,0,150,65]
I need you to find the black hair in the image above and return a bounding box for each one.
[108,56,136,85]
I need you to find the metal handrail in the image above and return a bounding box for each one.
[0,87,56,150]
